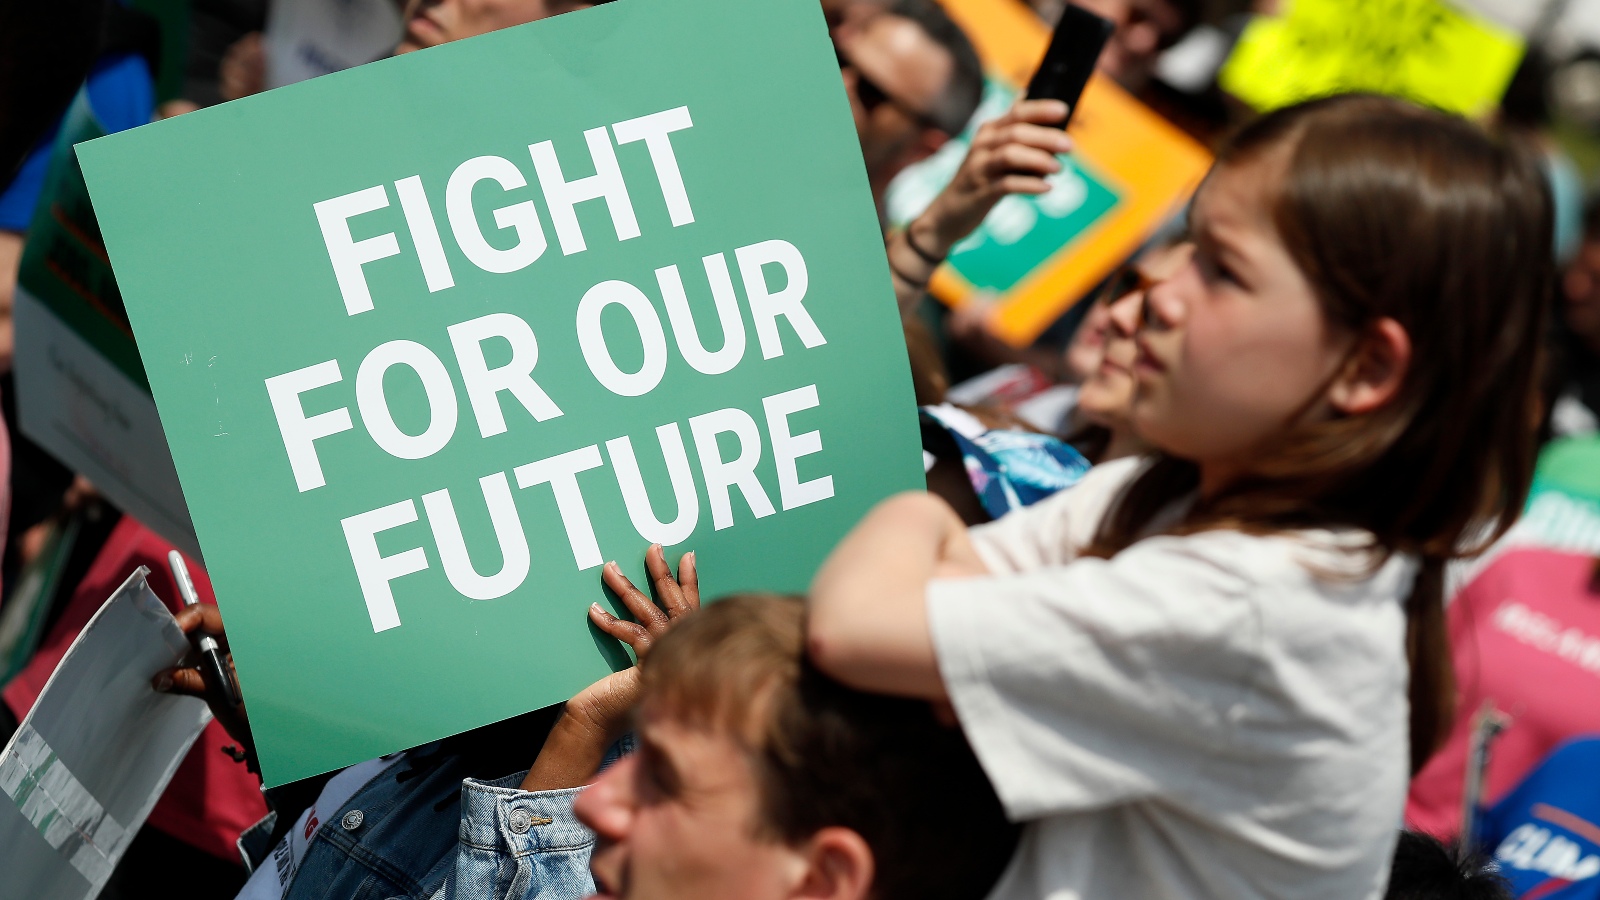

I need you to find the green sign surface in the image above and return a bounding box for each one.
[78,0,920,786]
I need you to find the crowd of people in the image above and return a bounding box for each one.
[5,0,1600,898]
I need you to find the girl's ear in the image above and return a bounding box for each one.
[790,826,875,900]
[1328,317,1411,416]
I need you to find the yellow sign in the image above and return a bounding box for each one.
[922,0,1212,346]
[1220,0,1525,118]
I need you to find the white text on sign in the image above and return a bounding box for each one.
[266,104,838,632]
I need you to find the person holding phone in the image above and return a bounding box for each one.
[808,95,1553,899]
[831,0,1090,316]
[831,0,986,208]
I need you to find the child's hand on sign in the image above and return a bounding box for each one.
[586,544,701,667]
[519,544,701,792]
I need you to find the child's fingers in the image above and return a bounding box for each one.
[152,666,208,698]
[645,544,691,619]
[602,561,668,630]
[678,552,700,610]
[589,602,653,655]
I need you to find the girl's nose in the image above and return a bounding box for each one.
[1138,248,1193,332]
[1130,243,1192,333]
[1141,282,1186,331]
[1107,290,1143,336]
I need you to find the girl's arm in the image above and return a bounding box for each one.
[807,491,988,700]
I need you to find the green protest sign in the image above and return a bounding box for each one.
[78,0,920,786]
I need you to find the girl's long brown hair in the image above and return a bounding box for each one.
[1084,95,1554,773]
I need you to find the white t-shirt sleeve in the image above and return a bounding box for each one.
[966,456,1145,574]
[927,533,1264,820]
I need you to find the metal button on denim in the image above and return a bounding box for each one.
[508,808,533,834]
[341,810,364,831]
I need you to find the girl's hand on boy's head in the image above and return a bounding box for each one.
[934,554,986,581]
[809,492,981,702]
[934,510,989,578]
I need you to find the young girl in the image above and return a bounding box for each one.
[808,95,1552,899]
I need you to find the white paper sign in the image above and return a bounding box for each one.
[13,290,200,558]
[0,567,211,900]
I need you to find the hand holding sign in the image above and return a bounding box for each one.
[150,542,703,792]
[81,0,922,785]
[586,544,701,663]
[522,543,701,792]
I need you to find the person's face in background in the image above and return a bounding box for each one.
[578,707,857,900]
[396,0,591,52]
[832,5,953,198]
[1563,236,1600,353]
[1072,0,1190,90]
[1078,243,1190,427]
[1131,157,1350,485]
[1062,294,1114,383]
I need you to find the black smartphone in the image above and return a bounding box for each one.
[1025,4,1115,129]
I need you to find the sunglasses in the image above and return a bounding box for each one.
[1101,265,1159,327]
[835,43,947,134]
[1103,266,1154,303]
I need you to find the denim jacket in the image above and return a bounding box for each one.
[238,740,619,900]
[442,774,594,900]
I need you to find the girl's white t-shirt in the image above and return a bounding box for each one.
[927,457,1415,900]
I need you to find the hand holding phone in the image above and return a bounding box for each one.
[1026,4,1115,129]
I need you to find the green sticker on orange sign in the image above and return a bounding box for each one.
[1220,0,1525,118]
[945,153,1121,295]
[78,0,920,786]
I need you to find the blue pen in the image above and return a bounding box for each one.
[168,550,242,707]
